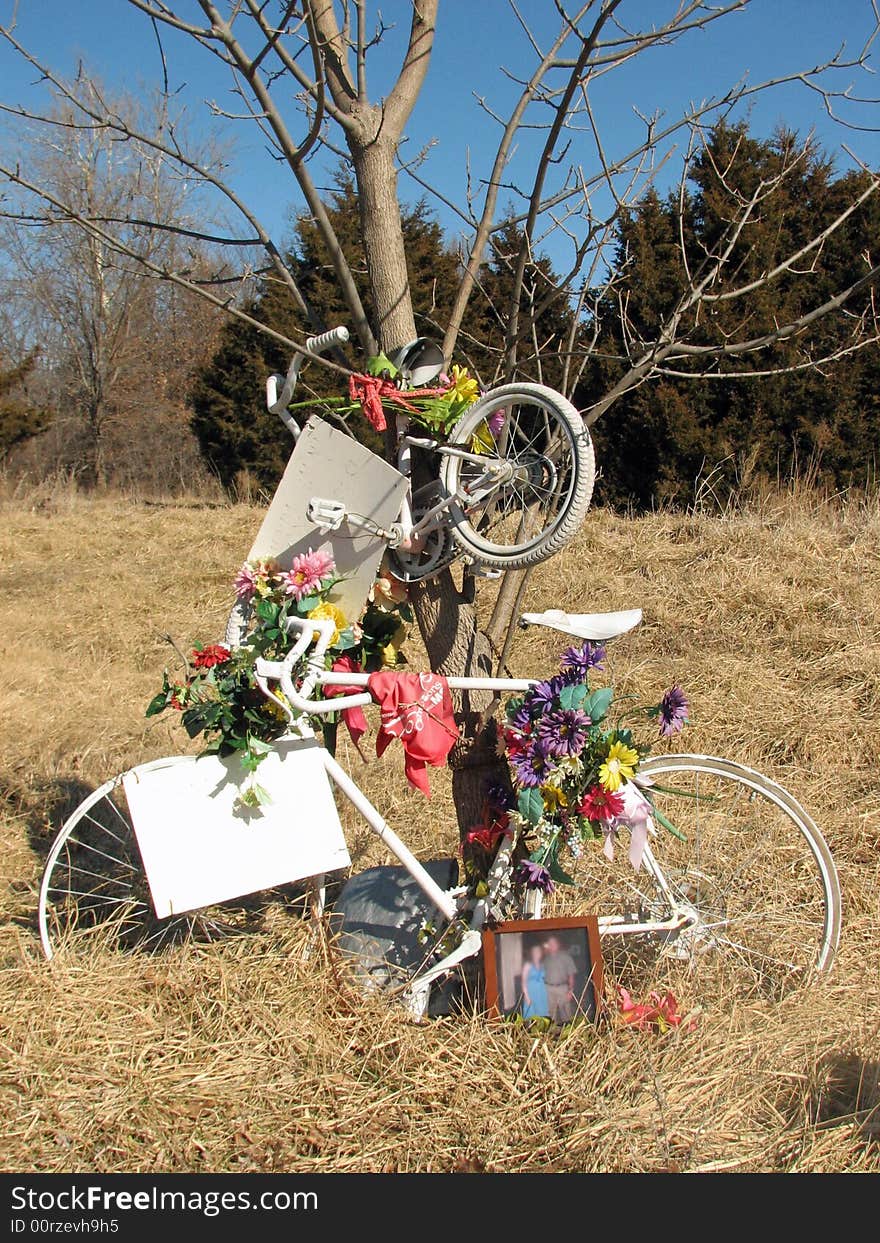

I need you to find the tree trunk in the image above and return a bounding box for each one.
[348,133,418,353]
[346,125,511,836]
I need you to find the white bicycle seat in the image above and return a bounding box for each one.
[520,608,642,641]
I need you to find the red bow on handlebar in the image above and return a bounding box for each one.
[348,373,451,433]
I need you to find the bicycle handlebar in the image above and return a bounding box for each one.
[266,325,350,431]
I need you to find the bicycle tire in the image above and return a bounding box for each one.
[528,754,840,1003]
[440,383,595,569]
[38,759,297,960]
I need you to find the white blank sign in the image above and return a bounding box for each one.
[248,416,409,624]
[123,740,350,918]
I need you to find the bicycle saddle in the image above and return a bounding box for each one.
[520,608,642,641]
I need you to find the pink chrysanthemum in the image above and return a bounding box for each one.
[233,562,257,600]
[283,548,336,601]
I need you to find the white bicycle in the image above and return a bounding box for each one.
[262,326,596,582]
[38,608,841,1016]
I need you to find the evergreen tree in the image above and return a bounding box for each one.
[0,351,46,458]
[585,122,880,507]
[190,174,463,489]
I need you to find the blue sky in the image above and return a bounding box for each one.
[2,1,878,268]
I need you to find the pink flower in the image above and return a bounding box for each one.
[487,408,506,437]
[233,562,257,600]
[283,548,335,601]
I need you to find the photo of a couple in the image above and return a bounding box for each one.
[484,919,602,1024]
[520,934,579,1022]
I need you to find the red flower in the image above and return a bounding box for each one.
[191,644,231,670]
[464,818,509,852]
[578,785,625,822]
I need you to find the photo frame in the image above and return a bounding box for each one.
[482,917,604,1024]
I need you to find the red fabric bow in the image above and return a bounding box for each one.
[366,670,458,797]
[348,373,454,433]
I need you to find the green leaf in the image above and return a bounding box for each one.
[559,683,587,711]
[546,853,574,886]
[505,695,524,720]
[517,787,545,826]
[398,604,414,623]
[255,598,278,622]
[366,352,398,378]
[296,594,320,613]
[145,691,169,717]
[333,628,357,651]
[583,687,613,722]
[651,805,687,842]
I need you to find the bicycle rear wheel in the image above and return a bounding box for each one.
[441,383,594,569]
[532,755,840,1004]
[38,759,293,960]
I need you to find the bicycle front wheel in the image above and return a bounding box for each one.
[441,383,595,569]
[38,759,288,960]
[533,755,840,1003]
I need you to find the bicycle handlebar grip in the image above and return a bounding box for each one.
[306,326,349,355]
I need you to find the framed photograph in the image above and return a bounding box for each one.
[482,917,604,1024]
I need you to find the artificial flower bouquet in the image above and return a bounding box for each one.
[282,354,491,440]
[146,550,411,805]
[465,642,689,895]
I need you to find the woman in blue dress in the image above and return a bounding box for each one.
[521,944,549,1018]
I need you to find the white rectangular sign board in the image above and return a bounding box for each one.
[123,740,350,918]
[248,416,409,624]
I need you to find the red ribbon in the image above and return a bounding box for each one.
[348,373,453,433]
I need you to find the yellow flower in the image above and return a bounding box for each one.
[469,420,494,455]
[449,364,478,405]
[541,784,568,812]
[262,689,290,721]
[307,601,347,646]
[598,740,640,792]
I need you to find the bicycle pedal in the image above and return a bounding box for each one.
[307,496,347,532]
[471,565,503,580]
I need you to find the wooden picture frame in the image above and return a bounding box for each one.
[482,916,604,1023]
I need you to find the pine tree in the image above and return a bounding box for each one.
[585,122,880,507]
[0,352,46,458]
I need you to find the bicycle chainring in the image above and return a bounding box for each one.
[387,486,457,582]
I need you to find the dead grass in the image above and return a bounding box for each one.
[1,489,878,1173]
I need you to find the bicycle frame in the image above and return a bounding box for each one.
[266,329,542,570]
[255,617,698,1014]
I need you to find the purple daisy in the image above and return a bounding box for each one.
[510,701,535,731]
[536,708,591,758]
[658,685,689,737]
[516,860,555,894]
[525,674,566,715]
[560,642,606,678]
[509,739,556,787]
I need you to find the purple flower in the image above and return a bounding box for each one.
[526,675,565,715]
[536,708,591,758]
[658,685,689,737]
[516,860,555,893]
[561,642,606,678]
[510,739,556,787]
[510,702,535,731]
[487,408,506,437]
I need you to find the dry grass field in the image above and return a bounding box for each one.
[1,482,878,1173]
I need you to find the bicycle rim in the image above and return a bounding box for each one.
[532,755,840,1004]
[38,760,297,959]
[442,384,594,567]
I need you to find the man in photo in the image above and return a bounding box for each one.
[542,934,578,1023]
